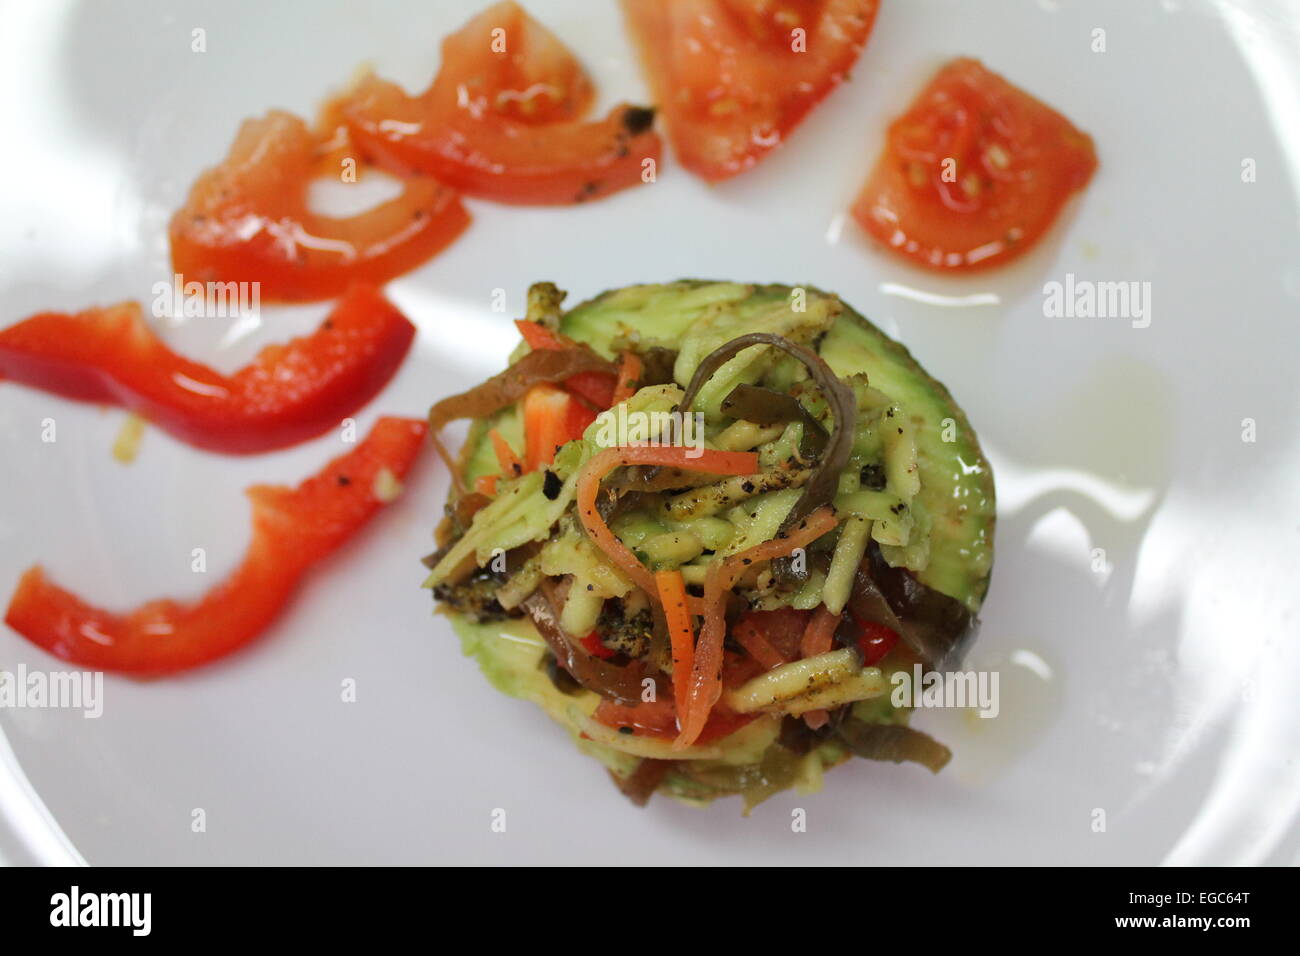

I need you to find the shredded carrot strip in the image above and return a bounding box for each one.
[513,318,571,351]
[489,428,522,477]
[800,604,840,659]
[611,351,644,405]
[735,618,790,671]
[474,474,498,496]
[798,604,842,731]
[654,569,696,723]
[576,445,759,599]
[675,505,840,750]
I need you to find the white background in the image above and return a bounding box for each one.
[1,0,1299,864]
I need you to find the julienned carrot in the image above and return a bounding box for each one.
[798,603,842,730]
[576,445,759,599]
[654,569,695,723]
[513,318,570,351]
[674,505,840,750]
[489,428,523,477]
[800,603,840,659]
[735,618,790,671]
[611,351,644,405]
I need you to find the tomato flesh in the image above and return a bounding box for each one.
[622,0,879,181]
[852,57,1098,271]
[170,111,469,302]
[344,2,661,205]
[0,284,415,454]
[4,417,428,675]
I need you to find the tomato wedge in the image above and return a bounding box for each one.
[4,417,428,675]
[851,57,1098,271]
[343,2,661,205]
[170,110,469,302]
[622,0,879,181]
[0,284,415,454]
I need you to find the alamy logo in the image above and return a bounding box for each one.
[890,664,999,718]
[1042,272,1151,328]
[592,404,707,457]
[0,665,103,718]
[152,274,260,319]
[50,886,151,936]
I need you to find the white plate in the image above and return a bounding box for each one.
[2,0,1299,865]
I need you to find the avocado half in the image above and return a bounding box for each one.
[443,281,995,807]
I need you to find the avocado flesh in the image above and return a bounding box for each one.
[443,281,995,806]
[561,281,995,611]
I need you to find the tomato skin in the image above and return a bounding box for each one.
[342,3,661,205]
[852,57,1098,271]
[0,284,415,454]
[170,111,469,302]
[623,0,879,181]
[4,417,427,675]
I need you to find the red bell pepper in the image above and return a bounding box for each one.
[857,620,899,666]
[580,632,615,660]
[0,284,415,454]
[4,417,427,675]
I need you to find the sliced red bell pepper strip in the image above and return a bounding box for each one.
[857,619,899,666]
[4,417,427,675]
[170,110,469,303]
[0,284,414,454]
[580,631,616,660]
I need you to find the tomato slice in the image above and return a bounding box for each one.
[851,57,1098,271]
[343,2,661,205]
[0,284,415,454]
[4,417,427,675]
[170,111,469,302]
[622,0,879,181]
